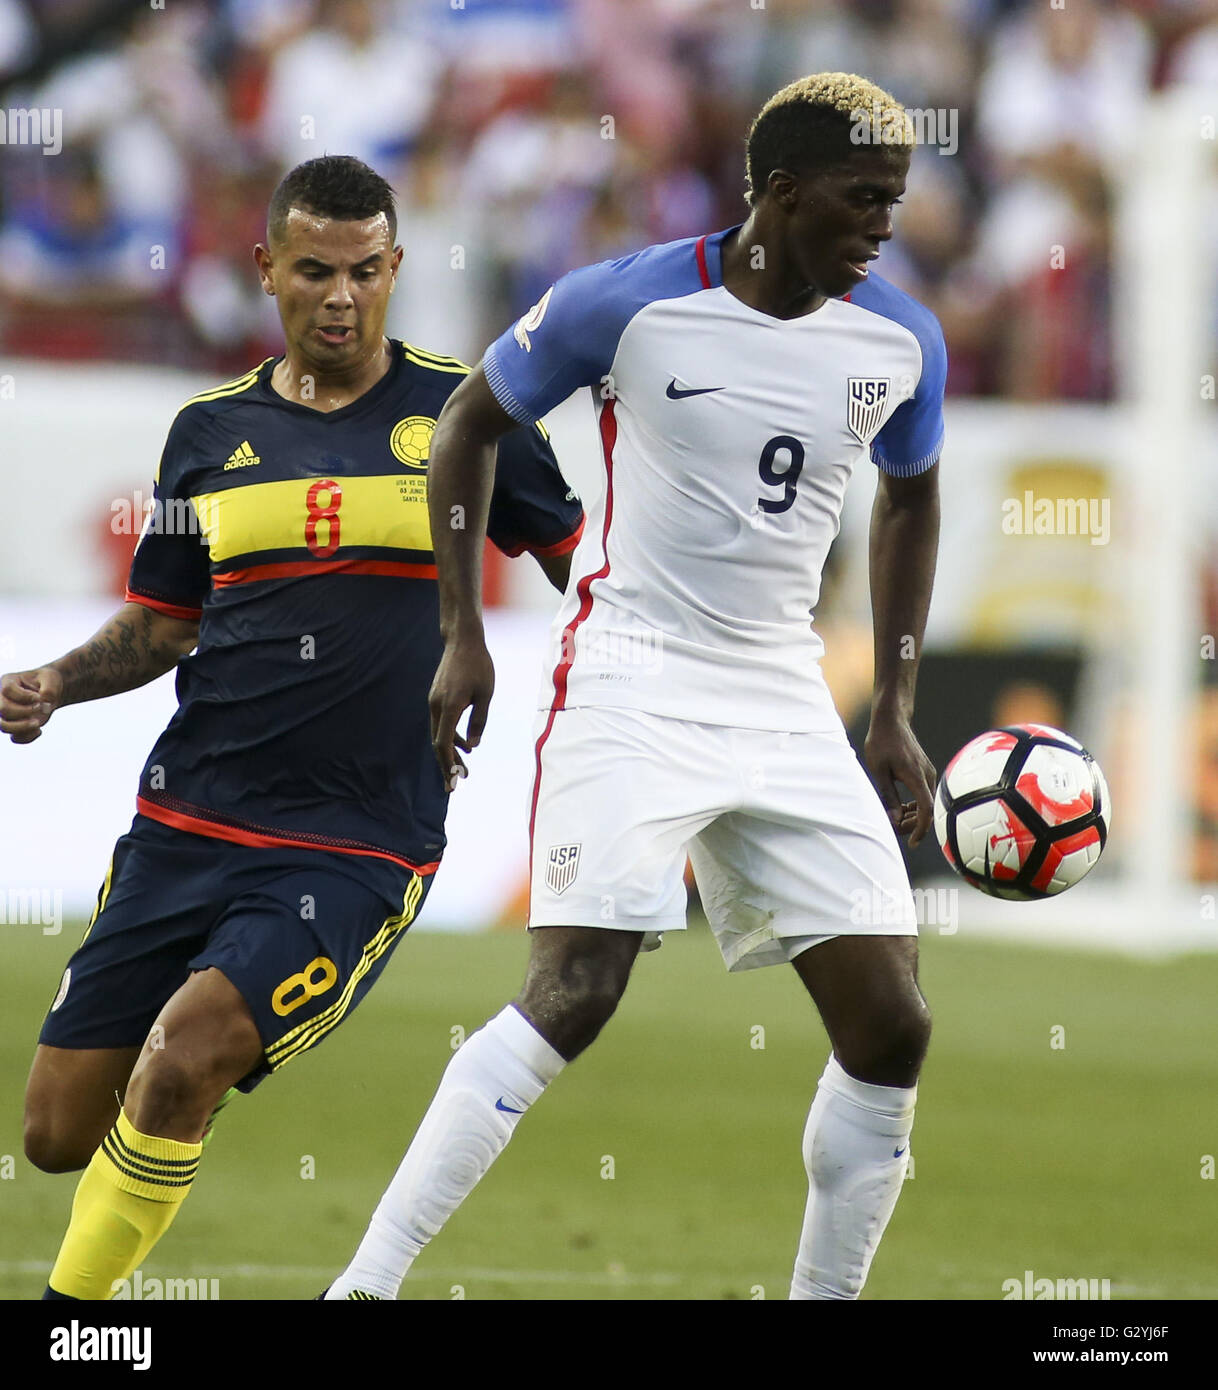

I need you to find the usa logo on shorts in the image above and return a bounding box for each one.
[847,377,890,443]
[545,843,581,895]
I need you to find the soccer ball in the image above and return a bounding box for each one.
[933,724,1110,900]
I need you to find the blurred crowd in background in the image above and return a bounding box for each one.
[1,0,1215,880]
[0,0,1215,392]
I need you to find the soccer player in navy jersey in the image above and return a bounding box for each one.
[0,155,583,1300]
[326,73,942,1300]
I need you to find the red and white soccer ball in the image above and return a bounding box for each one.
[933,724,1110,900]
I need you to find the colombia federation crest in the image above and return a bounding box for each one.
[390,415,435,471]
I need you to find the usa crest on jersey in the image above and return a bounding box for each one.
[846,377,891,442]
[545,843,581,894]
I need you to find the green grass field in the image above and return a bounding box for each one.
[1,920,1214,1300]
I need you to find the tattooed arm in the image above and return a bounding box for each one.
[0,602,199,744]
[51,603,200,705]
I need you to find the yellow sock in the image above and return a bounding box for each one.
[47,1109,202,1300]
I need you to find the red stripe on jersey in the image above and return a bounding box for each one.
[497,515,587,560]
[694,235,711,290]
[212,558,438,587]
[526,399,618,910]
[136,795,439,874]
[531,515,586,558]
[124,588,203,621]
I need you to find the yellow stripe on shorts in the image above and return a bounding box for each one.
[78,854,116,947]
[264,873,425,1070]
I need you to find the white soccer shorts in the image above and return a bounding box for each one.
[528,706,917,971]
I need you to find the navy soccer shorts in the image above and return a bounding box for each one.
[39,814,432,1090]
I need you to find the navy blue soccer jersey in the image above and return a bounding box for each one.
[125,340,584,872]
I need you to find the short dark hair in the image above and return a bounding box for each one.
[745,73,912,206]
[267,155,397,245]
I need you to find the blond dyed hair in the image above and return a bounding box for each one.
[745,72,914,204]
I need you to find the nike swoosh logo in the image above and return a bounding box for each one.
[893,1146,907,1158]
[666,378,724,399]
[495,1097,524,1114]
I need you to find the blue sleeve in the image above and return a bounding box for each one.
[481,238,707,424]
[870,308,947,478]
[481,264,632,424]
[487,421,584,558]
[126,412,211,618]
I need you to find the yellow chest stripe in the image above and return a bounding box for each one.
[192,473,432,562]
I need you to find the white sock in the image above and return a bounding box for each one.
[326,1004,565,1299]
[789,1053,917,1300]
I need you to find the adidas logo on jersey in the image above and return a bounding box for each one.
[224,440,261,470]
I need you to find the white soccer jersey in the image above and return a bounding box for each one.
[483,226,947,733]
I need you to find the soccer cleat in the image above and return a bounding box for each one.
[201,1086,239,1148]
[314,1286,385,1300]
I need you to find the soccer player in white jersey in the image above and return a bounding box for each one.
[326,72,945,1301]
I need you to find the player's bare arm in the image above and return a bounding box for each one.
[864,461,939,846]
[533,549,572,594]
[0,602,198,743]
[427,365,521,790]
